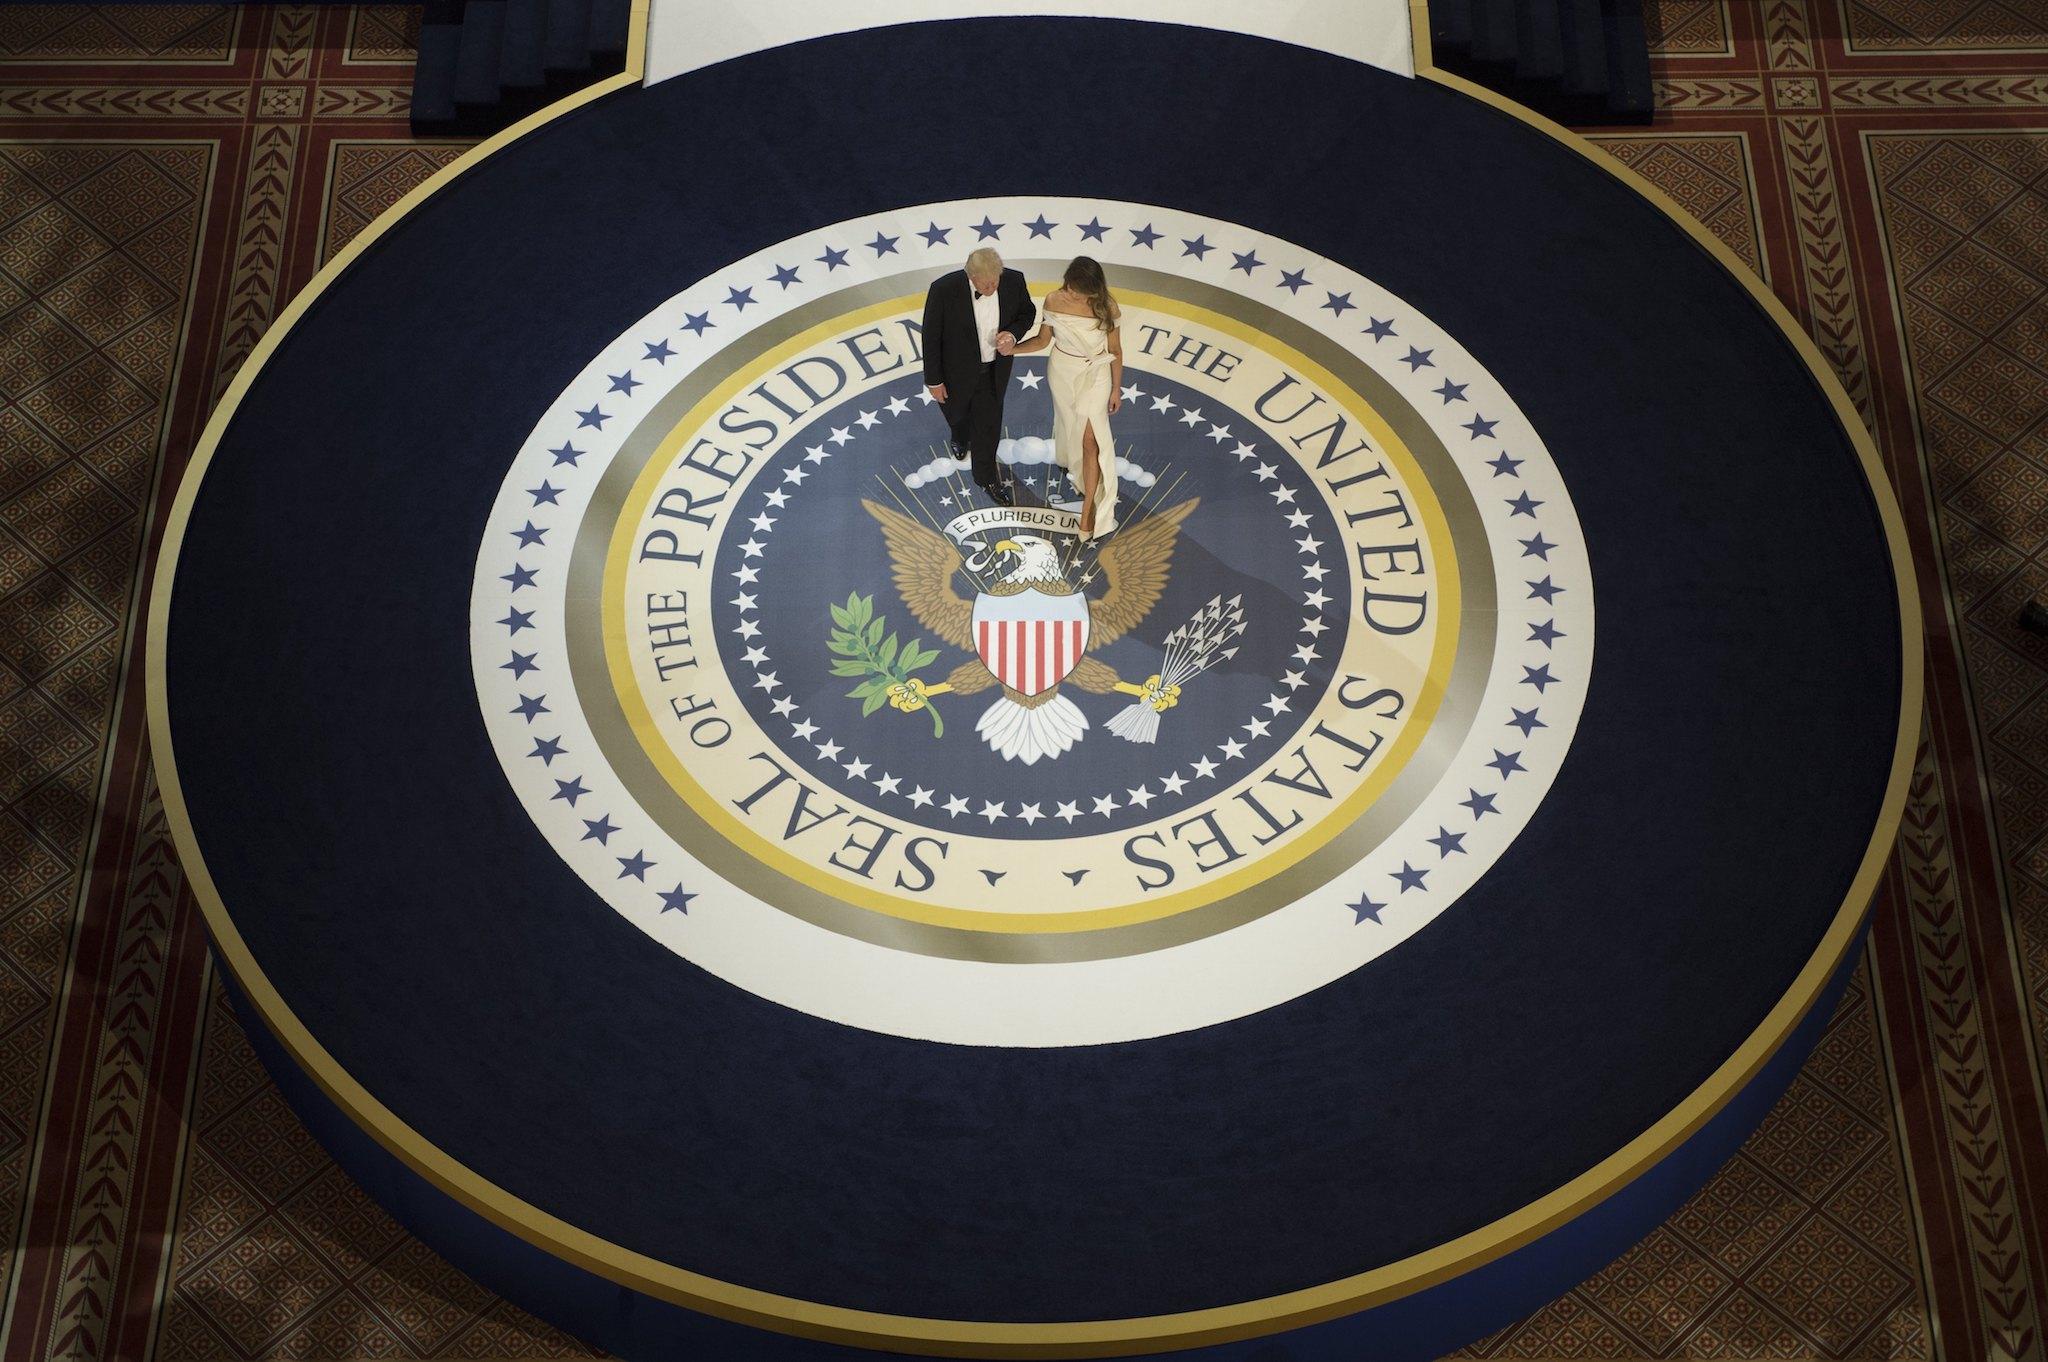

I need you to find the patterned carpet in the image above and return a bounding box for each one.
[0,3,2043,1358]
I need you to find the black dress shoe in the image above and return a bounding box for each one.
[980,480,1015,507]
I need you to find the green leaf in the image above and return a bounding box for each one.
[902,642,935,671]
[878,632,899,671]
[829,603,850,629]
[865,618,884,646]
[846,678,888,699]
[829,659,871,677]
[827,636,862,657]
[861,690,888,717]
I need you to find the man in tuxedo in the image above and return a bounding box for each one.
[923,247,1036,506]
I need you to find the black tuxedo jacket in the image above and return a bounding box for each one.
[921,268,1036,420]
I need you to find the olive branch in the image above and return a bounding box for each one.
[827,592,947,737]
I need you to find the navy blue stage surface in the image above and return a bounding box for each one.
[147,16,1917,1360]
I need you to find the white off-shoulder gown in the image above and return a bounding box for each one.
[1033,303,1119,535]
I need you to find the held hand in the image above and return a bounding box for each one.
[994,332,1015,356]
[928,383,948,404]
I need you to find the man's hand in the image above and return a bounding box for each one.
[927,384,948,404]
[994,332,1015,357]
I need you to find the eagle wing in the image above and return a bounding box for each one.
[1067,655,1122,694]
[1089,497,1199,647]
[861,499,975,650]
[945,658,998,695]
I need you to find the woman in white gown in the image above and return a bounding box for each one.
[1002,257,1124,541]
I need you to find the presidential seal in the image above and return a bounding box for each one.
[469,197,1593,1044]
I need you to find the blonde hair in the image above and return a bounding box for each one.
[965,247,1003,281]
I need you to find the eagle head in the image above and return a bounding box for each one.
[991,535,1067,587]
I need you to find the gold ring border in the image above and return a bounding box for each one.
[142,4,1924,1355]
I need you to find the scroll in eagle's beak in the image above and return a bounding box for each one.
[993,538,1021,554]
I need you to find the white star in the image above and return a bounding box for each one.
[763,489,790,508]
[1295,535,1322,554]
[979,800,1006,823]
[816,739,842,760]
[750,512,776,532]
[735,618,761,639]
[939,494,954,505]
[1302,562,1330,581]
[732,591,758,610]
[844,757,870,778]
[943,794,969,817]
[803,444,829,464]
[740,538,765,558]
[1191,756,1218,779]
[1280,670,1307,690]
[1270,486,1297,504]
[1120,383,1142,402]
[1293,643,1320,664]
[908,786,935,808]
[875,773,901,795]
[855,410,880,430]
[792,719,818,739]
[770,696,797,716]
[1286,509,1312,528]
[1205,424,1231,444]
[1177,407,1205,427]
[1055,800,1082,824]
[1233,441,1256,461]
[1126,785,1154,808]
[1018,371,1043,390]
[753,671,780,691]
[1253,462,1278,481]
[1092,794,1120,816]
[1302,617,1328,636]
[1016,802,1044,825]
[1160,772,1187,794]
[1262,693,1292,716]
[742,646,768,665]
[1220,738,1246,760]
[828,426,854,445]
[886,396,910,415]
[1243,717,1272,738]
[782,466,808,485]
[1150,393,1176,414]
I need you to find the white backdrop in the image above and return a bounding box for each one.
[643,0,1418,85]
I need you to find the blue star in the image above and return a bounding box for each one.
[1460,789,1499,819]
[501,563,537,591]
[1277,268,1310,293]
[659,884,696,914]
[1505,491,1542,517]
[1024,214,1056,238]
[1363,317,1396,341]
[510,520,546,547]
[512,694,548,722]
[1322,291,1355,316]
[1488,452,1524,477]
[1434,379,1468,403]
[528,735,565,764]
[1507,706,1546,736]
[725,285,756,309]
[1487,749,1527,779]
[917,223,949,247]
[1231,249,1264,274]
[575,405,608,428]
[1400,346,1434,371]
[769,263,802,288]
[1519,533,1556,560]
[1349,894,1386,925]
[1463,414,1499,439]
[1428,826,1467,858]
[501,649,538,678]
[641,339,674,364]
[1181,234,1212,259]
[1391,862,1429,893]
[1521,663,1558,693]
[866,232,898,256]
[498,607,534,633]
[1077,216,1110,242]
[617,850,653,881]
[527,480,561,506]
[817,245,850,269]
[548,441,583,466]
[1527,576,1564,603]
[1528,619,1565,648]
[681,311,712,335]
[1130,223,1162,248]
[581,813,618,844]
[607,371,641,395]
[551,776,588,806]
[972,217,1003,240]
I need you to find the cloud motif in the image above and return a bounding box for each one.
[900,435,1158,492]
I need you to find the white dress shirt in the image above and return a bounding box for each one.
[971,279,1001,363]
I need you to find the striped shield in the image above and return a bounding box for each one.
[971,588,1091,697]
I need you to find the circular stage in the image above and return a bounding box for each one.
[147,17,1917,1361]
